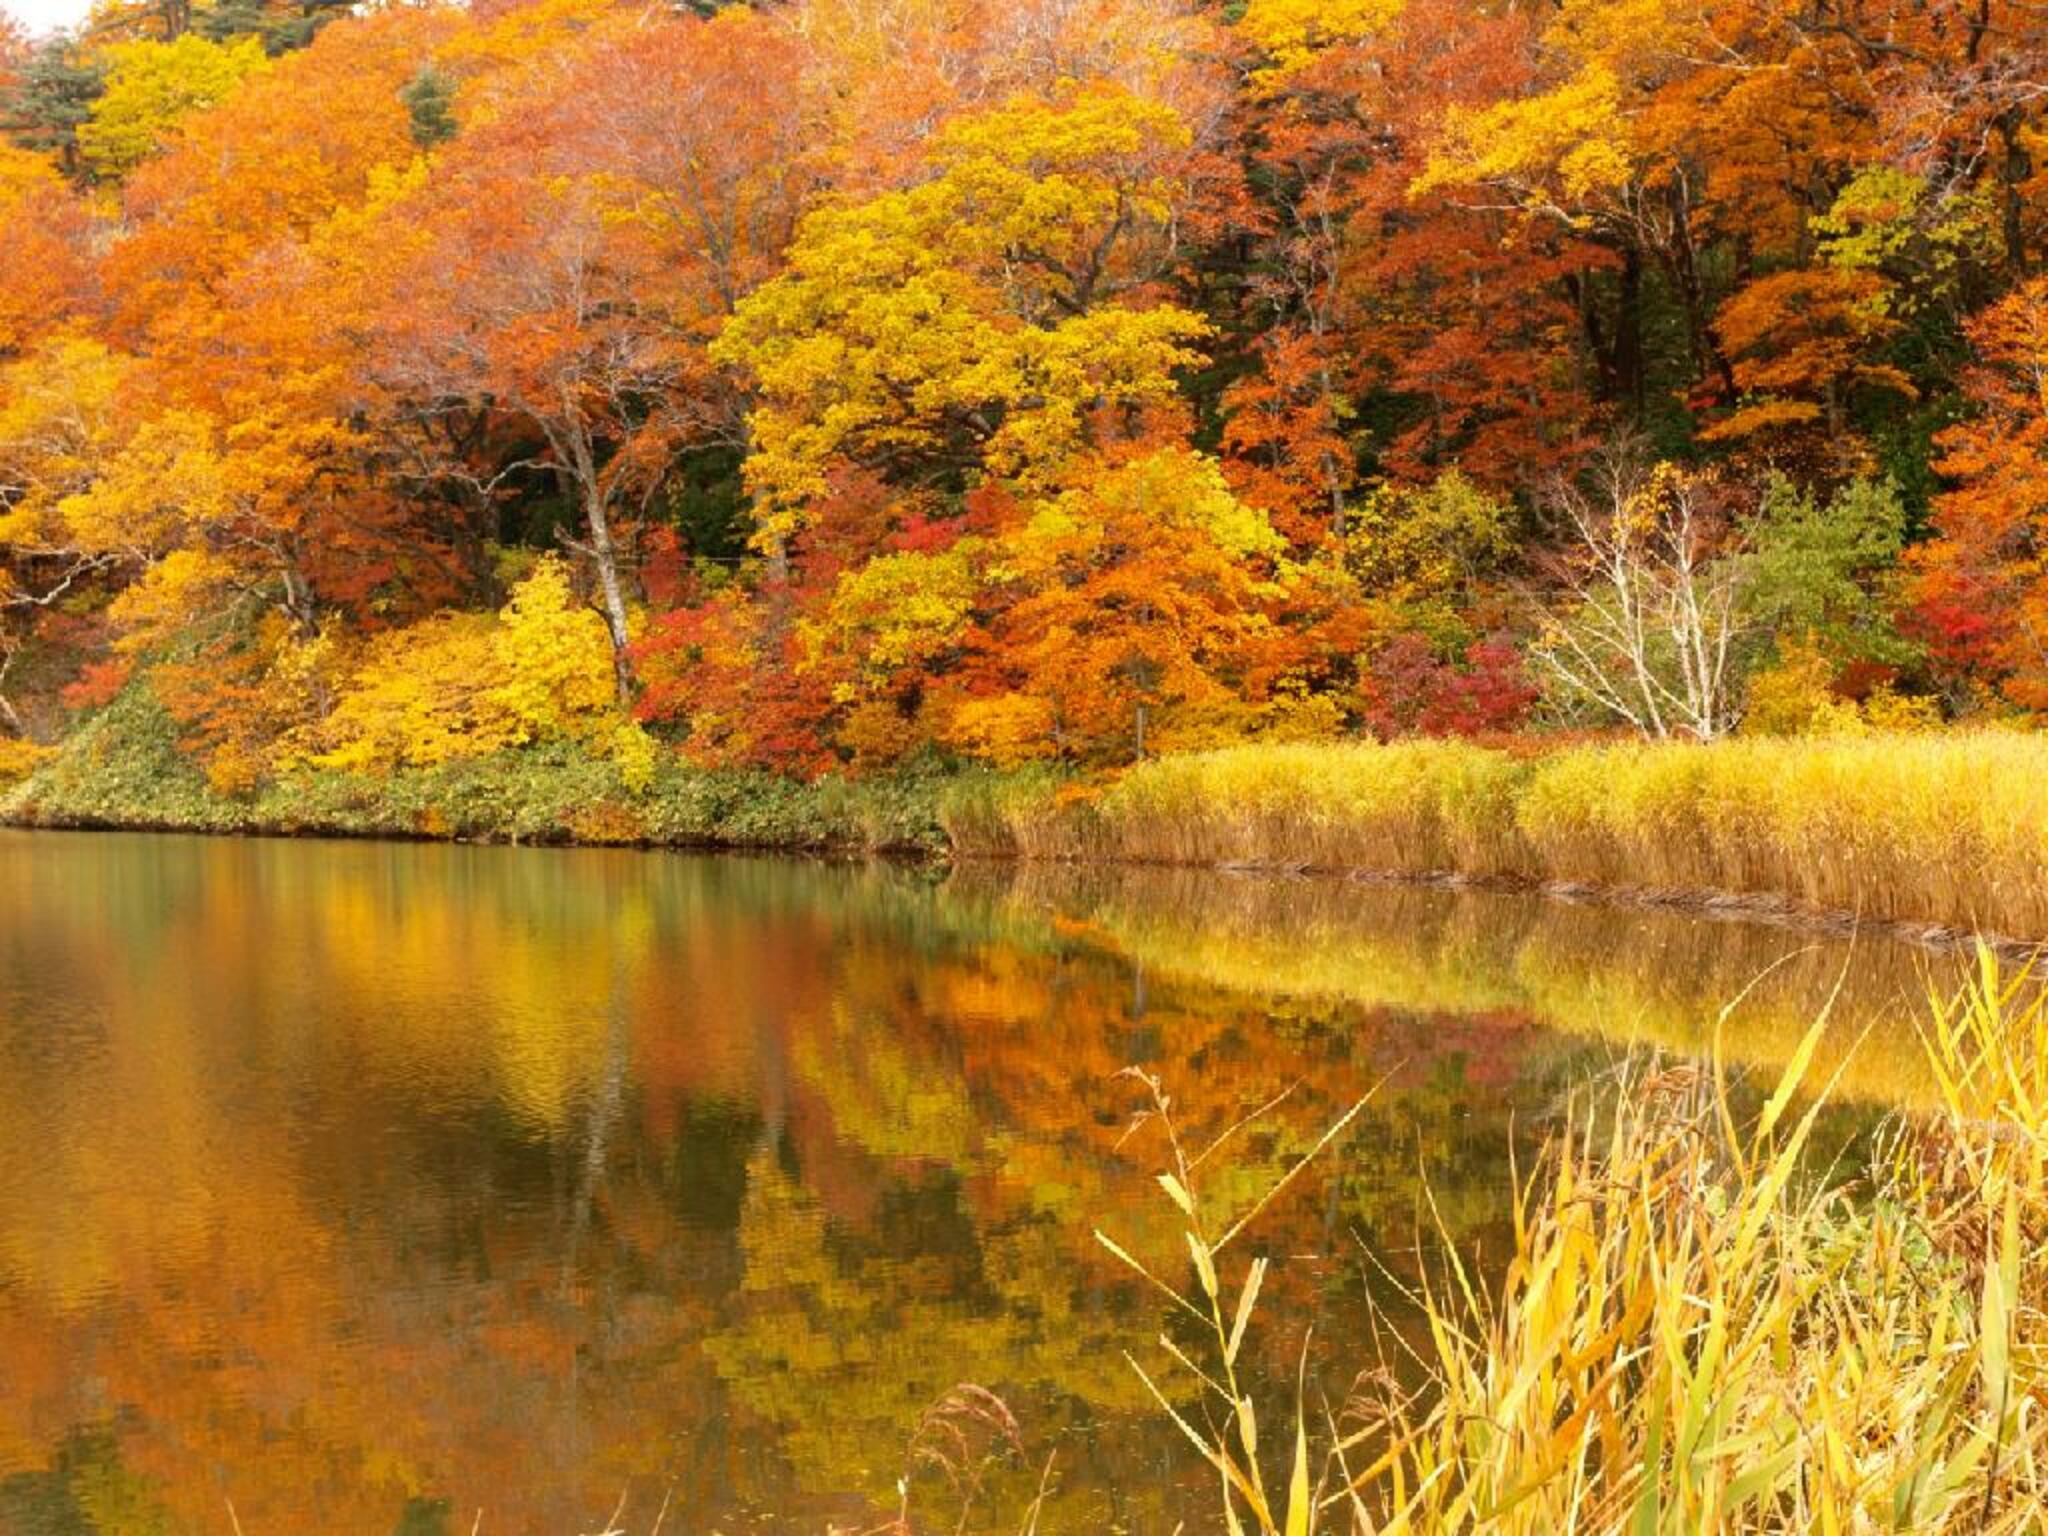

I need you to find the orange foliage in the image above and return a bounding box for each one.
[1909,278,2048,707]
[950,448,1289,763]
[1704,268,1915,467]
[1,0,2047,768]
[0,148,96,359]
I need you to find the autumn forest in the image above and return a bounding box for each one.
[0,0,2043,805]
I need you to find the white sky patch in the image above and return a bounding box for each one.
[4,0,96,38]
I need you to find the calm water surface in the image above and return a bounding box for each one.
[0,832,1953,1533]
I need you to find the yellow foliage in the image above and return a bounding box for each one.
[814,544,982,680]
[78,34,269,179]
[1545,0,1694,81]
[1245,685,1346,743]
[291,613,512,772]
[605,719,658,792]
[0,143,62,204]
[1345,470,1516,613]
[1740,638,1846,736]
[0,335,138,545]
[484,555,618,739]
[57,409,228,558]
[945,692,1061,768]
[1021,446,1287,571]
[929,89,1193,260]
[1236,0,1403,77]
[284,558,650,782]
[714,85,1210,543]
[103,549,239,654]
[1743,637,1943,737]
[1414,64,1635,208]
[0,737,52,788]
[1813,166,2003,308]
[1861,685,1941,732]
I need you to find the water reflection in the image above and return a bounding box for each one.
[0,833,1951,1533]
[954,863,1956,1108]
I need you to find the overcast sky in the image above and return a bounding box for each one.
[5,0,95,37]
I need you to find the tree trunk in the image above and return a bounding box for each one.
[0,662,23,738]
[1317,363,1349,539]
[279,557,319,638]
[558,423,637,702]
[1614,244,1645,412]
[1663,177,1738,403]
[582,482,637,703]
[2000,113,2034,278]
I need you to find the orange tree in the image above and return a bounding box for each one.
[1910,278,2048,708]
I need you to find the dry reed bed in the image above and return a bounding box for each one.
[944,733,2048,941]
[1357,956,2048,1532]
[1106,953,2048,1535]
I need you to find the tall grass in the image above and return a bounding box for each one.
[943,733,2048,940]
[1108,951,2048,1534]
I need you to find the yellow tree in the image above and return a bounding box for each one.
[283,556,651,780]
[76,32,268,180]
[713,83,1213,559]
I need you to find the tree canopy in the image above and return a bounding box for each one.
[0,0,2041,780]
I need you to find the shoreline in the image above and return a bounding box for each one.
[942,737,2048,950]
[0,804,916,857]
[9,799,2042,958]
[970,851,2046,956]
[8,706,2046,952]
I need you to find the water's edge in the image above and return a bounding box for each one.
[7,801,2037,957]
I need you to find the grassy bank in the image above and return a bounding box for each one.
[0,683,952,854]
[10,691,2048,942]
[943,734,2048,941]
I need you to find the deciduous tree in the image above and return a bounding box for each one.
[1910,279,2048,707]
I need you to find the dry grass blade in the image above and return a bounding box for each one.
[1098,947,2048,1535]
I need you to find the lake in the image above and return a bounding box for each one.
[0,832,1955,1533]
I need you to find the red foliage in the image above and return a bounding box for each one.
[633,584,845,775]
[1358,633,1537,739]
[61,657,132,713]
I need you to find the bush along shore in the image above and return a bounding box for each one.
[0,683,954,855]
[8,689,2047,943]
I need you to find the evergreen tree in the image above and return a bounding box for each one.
[1,39,104,178]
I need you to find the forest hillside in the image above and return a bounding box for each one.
[0,0,2042,808]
